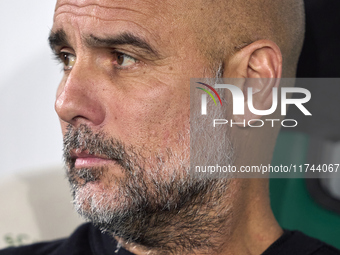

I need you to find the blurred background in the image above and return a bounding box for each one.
[0,1,63,176]
[0,0,339,250]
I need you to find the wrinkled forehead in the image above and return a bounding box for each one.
[53,0,200,49]
[54,0,181,24]
[55,0,172,12]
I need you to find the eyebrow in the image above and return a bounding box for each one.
[85,33,159,57]
[48,29,70,53]
[48,29,160,58]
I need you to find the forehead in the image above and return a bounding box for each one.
[53,0,190,44]
[55,0,173,11]
[54,0,174,23]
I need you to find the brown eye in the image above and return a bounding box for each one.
[115,52,137,67]
[59,52,76,70]
[117,53,124,65]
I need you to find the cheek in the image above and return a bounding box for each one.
[106,79,190,149]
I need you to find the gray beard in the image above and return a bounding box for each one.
[63,123,234,255]
[63,66,235,255]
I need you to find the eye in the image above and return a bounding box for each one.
[59,52,76,71]
[114,52,137,68]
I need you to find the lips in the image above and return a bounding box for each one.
[70,149,112,168]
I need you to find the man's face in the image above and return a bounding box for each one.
[52,0,210,179]
[51,0,232,252]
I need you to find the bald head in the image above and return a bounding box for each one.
[188,0,305,77]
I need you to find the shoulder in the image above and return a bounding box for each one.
[263,230,340,255]
[311,245,340,255]
[0,240,64,255]
[292,231,340,255]
[0,223,94,255]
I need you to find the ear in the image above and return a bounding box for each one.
[224,40,282,125]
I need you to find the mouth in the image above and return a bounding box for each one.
[70,149,113,169]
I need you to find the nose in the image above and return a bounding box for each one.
[55,65,106,127]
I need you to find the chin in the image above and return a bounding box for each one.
[73,179,130,218]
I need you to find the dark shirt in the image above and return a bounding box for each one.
[0,223,339,255]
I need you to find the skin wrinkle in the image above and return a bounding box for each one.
[54,12,156,36]
[54,3,167,43]
[56,2,149,16]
